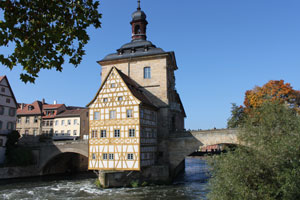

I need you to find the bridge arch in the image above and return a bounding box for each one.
[168,129,239,178]
[37,141,89,175]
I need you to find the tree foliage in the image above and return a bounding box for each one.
[5,130,34,166]
[0,0,101,83]
[209,102,300,200]
[228,80,300,128]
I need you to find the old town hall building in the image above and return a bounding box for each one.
[88,2,186,171]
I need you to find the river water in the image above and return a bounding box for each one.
[0,157,210,200]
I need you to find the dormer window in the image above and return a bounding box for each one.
[144,67,151,79]
[28,105,34,111]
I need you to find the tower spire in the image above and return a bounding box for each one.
[137,0,141,10]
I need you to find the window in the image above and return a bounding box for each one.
[73,130,77,136]
[92,153,96,160]
[0,106,3,115]
[110,110,116,119]
[127,110,133,118]
[144,67,151,79]
[103,153,108,160]
[55,131,58,134]
[34,116,38,123]
[50,121,53,126]
[0,121,2,130]
[1,87,5,92]
[114,129,120,138]
[25,116,30,124]
[101,130,106,138]
[111,83,116,88]
[24,129,29,135]
[92,130,97,138]
[61,120,65,125]
[118,96,123,101]
[9,108,16,116]
[67,120,71,125]
[134,24,141,34]
[103,98,108,103]
[33,129,37,136]
[55,120,58,126]
[127,153,134,160]
[46,121,50,126]
[109,153,114,160]
[6,98,10,103]
[28,105,34,111]
[17,117,21,124]
[94,112,100,120]
[74,119,78,125]
[129,129,135,137]
[67,130,71,135]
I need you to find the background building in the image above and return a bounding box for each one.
[0,76,18,163]
[54,108,89,140]
[17,101,43,136]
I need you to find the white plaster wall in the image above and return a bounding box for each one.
[53,117,80,136]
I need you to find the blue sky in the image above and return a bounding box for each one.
[1,0,300,130]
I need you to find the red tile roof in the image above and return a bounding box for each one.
[17,101,43,115]
[43,104,65,109]
[56,108,88,118]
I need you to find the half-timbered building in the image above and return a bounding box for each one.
[88,67,157,170]
[88,2,185,171]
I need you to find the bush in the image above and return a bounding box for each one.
[208,102,300,200]
[130,180,139,188]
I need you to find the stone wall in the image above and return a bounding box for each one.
[98,165,170,188]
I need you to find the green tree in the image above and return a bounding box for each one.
[5,130,33,166]
[0,0,101,83]
[209,102,300,200]
[227,103,245,128]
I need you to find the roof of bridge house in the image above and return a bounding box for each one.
[17,101,43,115]
[55,108,88,118]
[87,67,157,110]
[99,40,172,63]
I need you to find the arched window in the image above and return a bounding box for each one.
[144,67,151,79]
[134,25,141,34]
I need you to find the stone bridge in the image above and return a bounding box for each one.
[168,129,239,176]
[28,140,88,175]
[25,129,238,176]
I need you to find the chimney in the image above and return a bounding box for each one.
[21,103,24,110]
[42,98,45,104]
[54,100,57,105]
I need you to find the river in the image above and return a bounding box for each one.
[0,157,210,200]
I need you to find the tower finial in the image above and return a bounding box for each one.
[137,0,141,10]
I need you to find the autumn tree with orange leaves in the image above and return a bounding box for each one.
[228,80,300,128]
